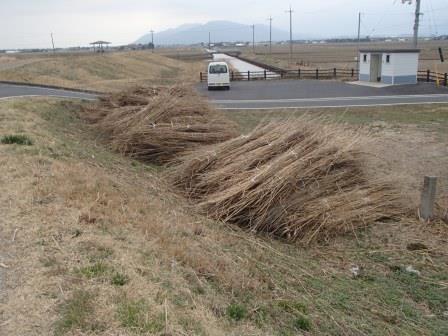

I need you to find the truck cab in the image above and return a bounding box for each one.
[207,62,230,90]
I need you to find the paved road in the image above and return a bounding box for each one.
[0,83,97,101]
[198,80,448,109]
[212,53,279,79]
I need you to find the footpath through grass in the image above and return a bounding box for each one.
[0,98,446,335]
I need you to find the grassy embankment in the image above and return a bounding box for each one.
[0,98,447,335]
[0,51,205,92]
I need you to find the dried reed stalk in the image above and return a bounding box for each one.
[81,85,238,164]
[168,118,402,244]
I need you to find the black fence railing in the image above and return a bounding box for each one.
[418,70,448,86]
[200,68,358,82]
[200,69,448,87]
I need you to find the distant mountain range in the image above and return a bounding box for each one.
[135,21,292,45]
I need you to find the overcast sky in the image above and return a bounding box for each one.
[1,0,447,49]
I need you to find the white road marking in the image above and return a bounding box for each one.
[0,95,96,101]
[212,93,448,104]
[216,101,448,110]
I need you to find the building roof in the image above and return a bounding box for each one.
[359,49,420,54]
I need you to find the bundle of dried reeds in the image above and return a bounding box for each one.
[168,118,401,244]
[82,85,238,164]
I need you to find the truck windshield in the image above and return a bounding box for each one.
[209,64,228,74]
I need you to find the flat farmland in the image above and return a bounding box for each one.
[237,40,448,73]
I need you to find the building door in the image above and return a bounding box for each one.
[370,54,382,82]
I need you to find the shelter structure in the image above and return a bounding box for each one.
[90,41,111,53]
[358,49,420,85]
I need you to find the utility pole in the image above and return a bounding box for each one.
[357,12,362,70]
[51,33,55,53]
[402,0,423,48]
[208,31,211,49]
[251,24,255,53]
[268,16,273,55]
[357,12,361,44]
[413,0,422,48]
[286,6,294,64]
[150,30,155,52]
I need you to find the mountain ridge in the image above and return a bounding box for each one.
[135,20,292,45]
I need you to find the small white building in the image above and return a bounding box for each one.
[359,49,420,85]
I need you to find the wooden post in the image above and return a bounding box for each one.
[298,68,301,79]
[200,72,203,82]
[444,73,447,86]
[316,69,319,79]
[351,69,355,77]
[264,70,267,80]
[420,176,437,221]
[426,70,431,82]
[334,68,337,78]
[247,71,250,81]
[231,71,234,81]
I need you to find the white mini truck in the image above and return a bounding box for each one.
[207,61,230,90]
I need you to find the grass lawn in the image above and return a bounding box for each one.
[0,98,446,335]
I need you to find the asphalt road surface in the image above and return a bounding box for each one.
[198,80,448,109]
[1,81,448,110]
[0,83,97,101]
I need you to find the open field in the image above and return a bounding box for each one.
[0,51,205,92]
[0,97,447,335]
[237,40,448,73]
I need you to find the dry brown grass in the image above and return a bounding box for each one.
[169,118,402,244]
[238,40,448,72]
[0,51,204,92]
[1,99,447,336]
[82,85,238,164]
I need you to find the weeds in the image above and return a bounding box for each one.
[116,298,164,333]
[54,290,101,335]
[111,272,129,286]
[1,134,33,145]
[76,262,109,279]
[226,303,247,321]
[293,316,312,331]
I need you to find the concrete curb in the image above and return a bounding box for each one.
[0,81,103,95]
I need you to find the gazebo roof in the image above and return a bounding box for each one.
[90,41,111,45]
